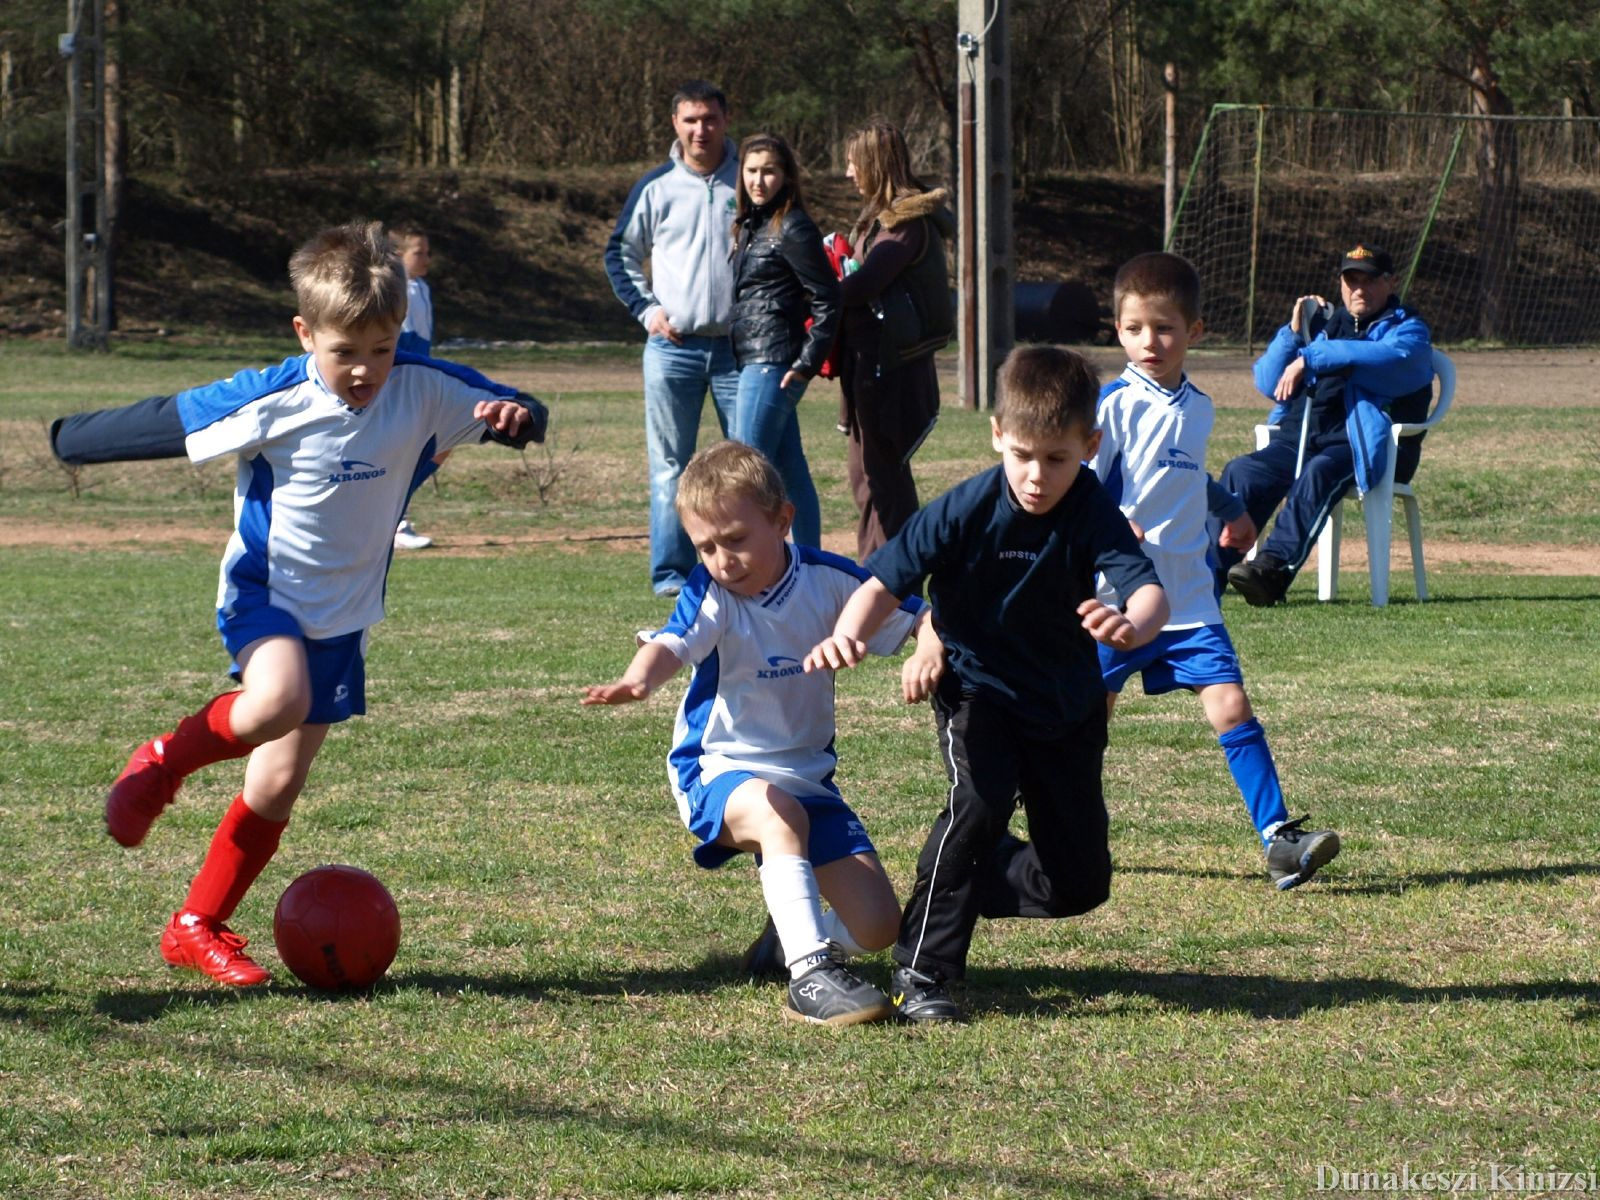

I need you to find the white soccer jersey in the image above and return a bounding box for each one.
[645,544,921,815]
[1092,365,1222,629]
[403,277,433,346]
[181,354,509,640]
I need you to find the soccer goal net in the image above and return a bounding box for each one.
[1167,104,1600,348]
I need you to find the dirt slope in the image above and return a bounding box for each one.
[0,164,1155,343]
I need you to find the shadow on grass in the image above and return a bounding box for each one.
[88,942,1600,1030]
[1120,860,1600,890]
[73,976,1145,1200]
[1287,591,1600,607]
[1335,861,1600,893]
[964,964,1600,1022]
[89,959,738,1025]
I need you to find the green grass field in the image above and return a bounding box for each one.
[2,341,1597,1198]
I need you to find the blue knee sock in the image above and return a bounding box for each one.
[1218,717,1290,843]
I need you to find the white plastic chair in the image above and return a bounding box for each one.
[1250,348,1454,607]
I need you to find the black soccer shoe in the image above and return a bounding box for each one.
[1266,815,1342,890]
[889,964,965,1023]
[1228,556,1294,607]
[738,915,787,982]
[784,960,895,1027]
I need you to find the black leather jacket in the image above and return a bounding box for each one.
[729,202,841,376]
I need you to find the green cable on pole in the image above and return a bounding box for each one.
[1405,123,1465,299]
[1246,105,1266,356]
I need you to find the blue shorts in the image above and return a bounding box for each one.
[681,771,876,870]
[220,605,367,725]
[1099,624,1243,696]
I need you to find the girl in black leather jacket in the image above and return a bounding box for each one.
[729,133,841,549]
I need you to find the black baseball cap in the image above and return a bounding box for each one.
[1340,243,1394,276]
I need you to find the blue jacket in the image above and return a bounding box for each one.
[1253,300,1432,494]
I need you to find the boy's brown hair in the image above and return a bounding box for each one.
[676,440,788,522]
[993,346,1100,441]
[1112,251,1202,324]
[289,220,408,332]
[388,221,428,251]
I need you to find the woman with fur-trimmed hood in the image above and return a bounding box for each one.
[837,120,955,559]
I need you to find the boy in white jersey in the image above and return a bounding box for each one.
[101,221,543,985]
[390,221,437,550]
[582,441,941,1026]
[1095,252,1341,889]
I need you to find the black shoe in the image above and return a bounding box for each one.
[784,959,895,1027]
[889,964,965,1023]
[1228,556,1294,607]
[738,916,786,982]
[1266,815,1341,890]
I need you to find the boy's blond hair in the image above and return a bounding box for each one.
[676,441,787,522]
[993,346,1100,441]
[1112,251,1202,324]
[289,220,407,332]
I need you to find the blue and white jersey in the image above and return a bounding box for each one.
[398,277,433,356]
[644,544,922,817]
[180,352,514,640]
[1092,365,1221,629]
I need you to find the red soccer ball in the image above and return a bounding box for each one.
[273,865,401,990]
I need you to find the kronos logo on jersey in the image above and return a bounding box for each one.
[756,655,806,680]
[327,458,388,484]
[1156,446,1201,472]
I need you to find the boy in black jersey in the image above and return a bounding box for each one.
[806,346,1168,1022]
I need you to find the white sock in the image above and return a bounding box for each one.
[819,908,866,959]
[758,854,829,979]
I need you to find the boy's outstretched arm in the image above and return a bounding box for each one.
[1077,582,1168,652]
[581,640,682,706]
[804,576,905,673]
[50,394,187,465]
[900,608,946,703]
[476,392,548,448]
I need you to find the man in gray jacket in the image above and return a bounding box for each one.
[605,81,740,596]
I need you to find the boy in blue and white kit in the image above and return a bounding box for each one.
[1095,251,1340,890]
[583,441,940,1027]
[391,221,438,550]
[392,223,434,357]
[93,221,546,986]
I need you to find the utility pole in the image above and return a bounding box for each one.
[62,0,110,350]
[956,0,1013,410]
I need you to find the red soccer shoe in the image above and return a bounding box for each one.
[105,738,181,847]
[160,911,272,987]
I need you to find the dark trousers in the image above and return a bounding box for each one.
[1214,434,1422,580]
[894,693,1113,981]
[842,352,938,560]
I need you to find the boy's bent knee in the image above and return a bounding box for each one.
[234,685,313,742]
[1044,855,1112,917]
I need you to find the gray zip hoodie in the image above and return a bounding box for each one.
[604,138,739,338]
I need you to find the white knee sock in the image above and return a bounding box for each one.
[758,854,829,978]
[819,908,867,958]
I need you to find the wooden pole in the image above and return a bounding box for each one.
[1163,62,1178,244]
[959,79,978,411]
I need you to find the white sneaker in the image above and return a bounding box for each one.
[394,519,433,550]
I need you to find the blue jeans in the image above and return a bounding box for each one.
[733,364,820,548]
[642,335,739,593]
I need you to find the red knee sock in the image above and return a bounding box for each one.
[182,794,289,923]
[157,691,254,779]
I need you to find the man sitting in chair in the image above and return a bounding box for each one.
[1219,242,1435,606]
